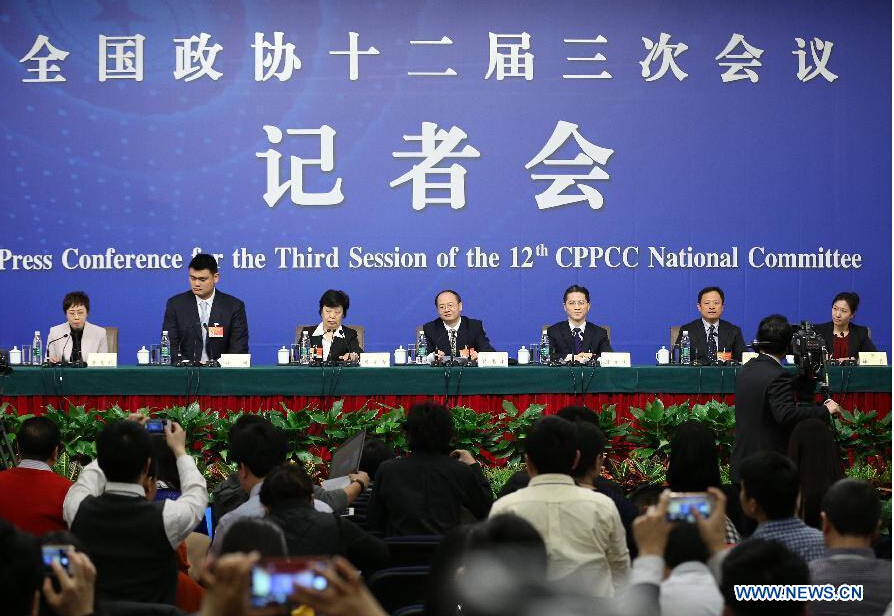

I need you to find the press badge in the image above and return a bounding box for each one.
[208,324,224,338]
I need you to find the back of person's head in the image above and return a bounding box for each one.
[524,416,577,475]
[464,514,548,577]
[667,420,721,491]
[359,437,395,478]
[664,522,709,568]
[259,463,314,509]
[96,420,153,484]
[822,478,881,538]
[228,413,268,446]
[570,421,605,480]
[0,520,42,616]
[230,422,288,479]
[150,435,180,492]
[497,469,531,498]
[17,416,61,462]
[405,401,453,454]
[721,539,809,616]
[739,452,800,520]
[629,483,664,514]
[220,518,287,557]
[555,405,599,426]
[40,530,89,556]
[788,418,845,527]
[755,314,792,355]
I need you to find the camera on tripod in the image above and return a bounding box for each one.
[790,321,827,379]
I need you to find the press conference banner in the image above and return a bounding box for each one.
[0,0,890,363]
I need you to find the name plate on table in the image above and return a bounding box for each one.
[87,353,117,367]
[477,352,509,367]
[359,352,390,367]
[219,354,251,368]
[598,352,630,367]
[859,352,888,366]
[741,352,759,364]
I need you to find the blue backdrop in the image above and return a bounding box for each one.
[0,0,890,364]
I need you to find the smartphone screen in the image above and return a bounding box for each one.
[42,545,73,574]
[250,558,329,607]
[145,419,166,434]
[666,493,714,523]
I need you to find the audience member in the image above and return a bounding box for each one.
[738,452,826,562]
[490,415,630,596]
[367,402,493,536]
[1,518,98,616]
[211,414,366,524]
[0,417,72,535]
[720,539,810,616]
[208,420,288,557]
[667,420,741,543]
[787,418,845,530]
[808,479,891,616]
[261,463,388,571]
[63,415,207,605]
[359,437,396,483]
[218,518,287,558]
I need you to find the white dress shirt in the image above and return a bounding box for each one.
[63,456,208,549]
[490,473,631,597]
[196,290,216,362]
[19,459,53,471]
[632,555,723,616]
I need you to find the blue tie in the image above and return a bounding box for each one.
[572,327,583,354]
[199,300,210,362]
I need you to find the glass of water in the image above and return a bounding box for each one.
[529,343,540,364]
[407,343,416,365]
[150,344,160,365]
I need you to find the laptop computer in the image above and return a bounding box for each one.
[321,430,367,491]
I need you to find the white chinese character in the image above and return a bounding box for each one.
[715,34,764,83]
[793,37,838,83]
[329,32,380,81]
[20,35,69,83]
[390,122,481,211]
[640,33,688,82]
[408,36,457,77]
[174,33,223,82]
[253,32,302,82]
[525,121,613,210]
[255,125,344,208]
[484,32,534,81]
[99,34,145,82]
[563,36,611,80]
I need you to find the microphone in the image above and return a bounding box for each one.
[43,334,69,365]
[202,323,220,367]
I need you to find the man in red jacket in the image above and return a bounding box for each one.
[0,416,72,535]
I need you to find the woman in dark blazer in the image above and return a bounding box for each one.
[299,289,363,361]
[813,291,876,360]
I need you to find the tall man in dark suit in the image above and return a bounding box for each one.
[730,315,841,483]
[422,289,494,361]
[674,286,747,362]
[162,253,249,363]
[547,285,612,362]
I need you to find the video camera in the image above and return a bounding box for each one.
[790,321,827,379]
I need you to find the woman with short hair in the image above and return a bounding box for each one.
[47,291,108,363]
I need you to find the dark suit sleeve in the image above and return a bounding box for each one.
[731,327,747,361]
[365,467,387,532]
[472,321,495,352]
[346,328,363,354]
[338,517,389,572]
[462,463,494,520]
[547,325,563,359]
[767,371,829,427]
[162,298,182,359]
[597,330,613,355]
[858,327,877,353]
[228,299,249,353]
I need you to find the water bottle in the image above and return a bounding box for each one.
[300,331,311,365]
[160,330,171,365]
[31,331,42,365]
[680,330,691,365]
[416,331,428,364]
[539,331,550,364]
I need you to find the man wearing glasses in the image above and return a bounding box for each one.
[546,285,612,363]
[422,289,495,361]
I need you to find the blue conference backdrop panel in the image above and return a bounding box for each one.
[0,0,890,363]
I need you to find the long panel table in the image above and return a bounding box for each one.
[2,365,889,419]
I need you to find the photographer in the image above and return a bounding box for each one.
[729,315,842,484]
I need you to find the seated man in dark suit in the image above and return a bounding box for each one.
[162,253,248,364]
[547,285,612,362]
[674,286,747,362]
[729,315,841,483]
[366,401,493,536]
[298,289,362,362]
[422,289,494,361]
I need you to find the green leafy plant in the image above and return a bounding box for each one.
[834,409,892,465]
[483,463,525,498]
[487,400,544,465]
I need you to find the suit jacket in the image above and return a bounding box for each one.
[47,321,108,362]
[547,321,612,360]
[423,316,495,355]
[813,322,876,358]
[730,353,829,482]
[299,325,363,361]
[674,318,747,362]
[161,290,249,362]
